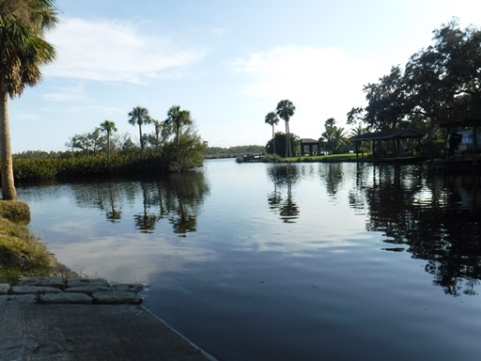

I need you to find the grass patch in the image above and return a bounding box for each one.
[0,202,59,284]
[283,153,361,163]
[0,200,31,224]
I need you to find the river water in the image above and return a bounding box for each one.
[18,159,481,361]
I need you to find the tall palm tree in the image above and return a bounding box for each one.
[151,119,163,153]
[265,111,279,155]
[276,100,296,158]
[100,120,117,156]
[165,105,193,147]
[128,106,151,153]
[0,0,57,200]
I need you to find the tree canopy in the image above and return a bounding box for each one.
[265,111,279,155]
[319,118,349,153]
[128,106,151,153]
[164,105,193,147]
[100,120,117,156]
[349,20,481,133]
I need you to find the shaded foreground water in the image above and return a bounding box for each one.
[18,159,481,361]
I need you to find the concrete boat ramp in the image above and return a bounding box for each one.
[0,276,214,361]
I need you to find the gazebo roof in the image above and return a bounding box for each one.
[351,129,425,142]
[300,138,319,144]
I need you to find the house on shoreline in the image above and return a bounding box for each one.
[300,138,320,156]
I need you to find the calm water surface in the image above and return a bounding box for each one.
[18,159,481,361]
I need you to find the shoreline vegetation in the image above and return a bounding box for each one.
[0,200,75,284]
[13,150,205,183]
[236,152,361,163]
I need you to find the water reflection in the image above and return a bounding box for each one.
[353,164,481,296]
[134,181,158,233]
[319,162,345,196]
[72,180,136,223]
[72,172,210,235]
[267,165,300,223]
[415,175,481,296]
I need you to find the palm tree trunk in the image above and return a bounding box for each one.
[138,123,144,153]
[0,91,17,200]
[107,131,111,156]
[272,125,276,155]
[155,128,160,153]
[285,121,292,157]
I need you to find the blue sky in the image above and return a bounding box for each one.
[9,0,481,152]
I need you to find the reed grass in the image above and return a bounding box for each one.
[13,153,172,182]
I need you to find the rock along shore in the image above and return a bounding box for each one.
[0,276,144,305]
[0,276,214,361]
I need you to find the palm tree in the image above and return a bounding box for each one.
[128,106,151,153]
[276,100,296,158]
[265,111,279,155]
[150,119,163,152]
[320,118,336,152]
[0,0,57,200]
[165,105,193,147]
[100,120,117,156]
[332,127,349,152]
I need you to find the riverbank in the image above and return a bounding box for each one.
[0,200,63,284]
[0,202,215,360]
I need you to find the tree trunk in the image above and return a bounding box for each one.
[0,91,17,200]
[138,123,144,153]
[272,125,276,155]
[286,121,291,157]
[107,131,111,156]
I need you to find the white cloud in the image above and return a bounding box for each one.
[231,46,386,135]
[44,18,209,83]
[42,82,87,102]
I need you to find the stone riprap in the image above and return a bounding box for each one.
[1,276,144,305]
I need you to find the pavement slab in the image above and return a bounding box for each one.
[0,300,213,361]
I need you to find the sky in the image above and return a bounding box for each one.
[9,0,481,152]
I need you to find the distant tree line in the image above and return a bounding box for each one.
[204,145,265,158]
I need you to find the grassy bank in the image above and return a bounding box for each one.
[0,201,64,284]
[237,152,363,163]
[287,153,360,162]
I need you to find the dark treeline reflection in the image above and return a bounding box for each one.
[351,163,481,296]
[267,165,300,223]
[72,172,210,235]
